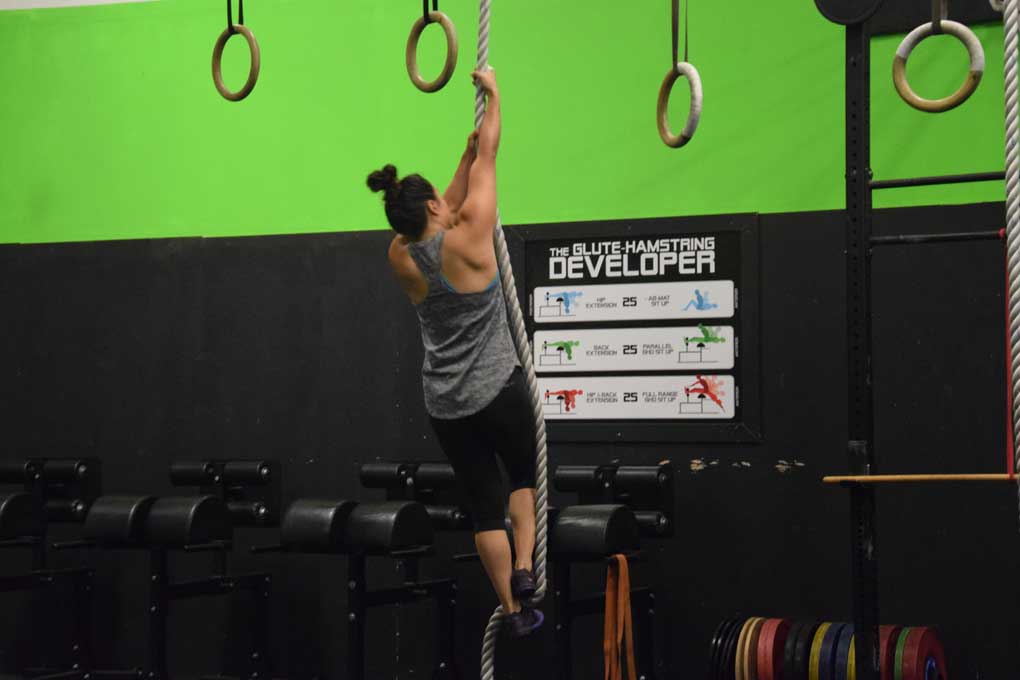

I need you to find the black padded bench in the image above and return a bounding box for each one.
[253,497,453,680]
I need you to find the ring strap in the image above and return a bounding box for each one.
[226,0,244,33]
[932,0,947,34]
[671,0,689,67]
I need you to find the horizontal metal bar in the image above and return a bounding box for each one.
[389,546,434,559]
[168,571,269,599]
[824,473,1015,485]
[182,540,231,553]
[29,671,85,680]
[870,230,1002,246]
[0,537,41,549]
[870,171,1004,190]
[363,578,455,608]
[52,540,95,551]
[0,568,91,593]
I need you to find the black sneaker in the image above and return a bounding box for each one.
[507,607,544,638]
[510,568,536,601]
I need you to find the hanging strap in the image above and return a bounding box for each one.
[671,0,689,66]
[423,0,438,24]
[603,555,637,680]
[671,0,678,66]
[226,0,244,32]
[932,0,947,34]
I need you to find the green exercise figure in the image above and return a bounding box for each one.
[544,340,580,360]
[684,324,725,346]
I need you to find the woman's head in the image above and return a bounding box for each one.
[367,164,449,239]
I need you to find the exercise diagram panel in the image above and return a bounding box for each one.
[533,280,735,323]
[533,326,735,372]
[537,375,736,420]
[522,223,759,436]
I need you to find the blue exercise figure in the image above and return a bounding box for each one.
[683,289,718,312]
[546,291,583,314]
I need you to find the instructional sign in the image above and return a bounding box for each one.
[537,375,736,420]
[534,326,735,372]
[533,281,735,323]
[526,228,745,426]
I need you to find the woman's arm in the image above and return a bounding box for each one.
[444,131,478,213]
[456,70,501,245]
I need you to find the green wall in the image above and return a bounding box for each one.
[0,0,1007,244]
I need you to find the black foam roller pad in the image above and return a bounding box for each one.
[615,466,669,493]
[553,466,603,493]
[169,461,217,486]
[344,501,434,554]
[146,496,232,547]
[41,459,90,483]
[227,501,267,525]
[0,460,40,484]
[0,493,45,539]
[223,461,272,484]
[83,495,158,546]
[425,505,470,531]
[550,504,640,558]
[280,499,357,553]
[46,499,89,522]
[633,511,670,536]
[414,463,457,489]
[359,463,412,489]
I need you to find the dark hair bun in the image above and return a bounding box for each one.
[367,165,399,194]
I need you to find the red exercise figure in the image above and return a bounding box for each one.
[684,375,724,409]
[544,389,583,412]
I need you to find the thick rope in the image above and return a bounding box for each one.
[473,1,549,678]
[1004,0,1020,518]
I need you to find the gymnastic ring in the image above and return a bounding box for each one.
[892,20,985,113]
[657,61,703,148]
[405,11,458,93]
[212,25,261,102]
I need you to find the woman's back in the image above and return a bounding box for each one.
[406,231,518,419]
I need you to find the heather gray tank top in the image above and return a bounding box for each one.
[407,231,519,419]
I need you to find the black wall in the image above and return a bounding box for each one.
[0,201,1015,679]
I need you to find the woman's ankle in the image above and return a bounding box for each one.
[514,562,533,572]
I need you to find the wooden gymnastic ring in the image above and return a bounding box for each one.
[657,61,703,148]
[892,20,985,113]
[405,11,458,93]
[212,24,261,102]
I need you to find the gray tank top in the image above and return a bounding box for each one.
[407,231,520,419]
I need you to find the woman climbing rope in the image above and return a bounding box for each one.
[367,68,544,638]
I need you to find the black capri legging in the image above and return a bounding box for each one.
[429,367,537,533]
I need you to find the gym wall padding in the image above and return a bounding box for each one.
[1,202,1016,679]
[0,0,1009,244]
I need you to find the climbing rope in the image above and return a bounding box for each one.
[473,1,550,678]
[1003,0,1020,522]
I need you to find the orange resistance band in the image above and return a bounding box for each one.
[604,555,638,680]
